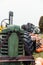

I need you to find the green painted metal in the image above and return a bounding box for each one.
[8,32,19,57]
[0,62,10,65]
[8,62,22,65]
[2,25,20,33]
[2,25,24,34]
[8,32,22,65]
[0,62,22,65]
[0,25,24,65]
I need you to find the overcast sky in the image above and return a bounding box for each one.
[0,0,43,26]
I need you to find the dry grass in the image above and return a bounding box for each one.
[33,52,43,59]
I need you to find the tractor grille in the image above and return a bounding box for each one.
[0,32,24,56]
[18,33,24,56]
[1,33,10,56]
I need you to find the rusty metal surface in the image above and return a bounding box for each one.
[0,56,35,62]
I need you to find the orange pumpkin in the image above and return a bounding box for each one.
[40,45,43,48]
[36,47,43,53]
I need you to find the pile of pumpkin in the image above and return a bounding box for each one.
[30,33,43,53]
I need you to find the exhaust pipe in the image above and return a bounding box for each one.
[9,11,13,25]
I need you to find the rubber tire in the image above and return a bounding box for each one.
[22,31,34,55]
[22,31,35,65]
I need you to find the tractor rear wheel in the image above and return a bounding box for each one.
[22,31,35,65]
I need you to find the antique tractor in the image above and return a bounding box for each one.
[0,11,35,65]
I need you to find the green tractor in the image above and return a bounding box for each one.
[0,11,35,65]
